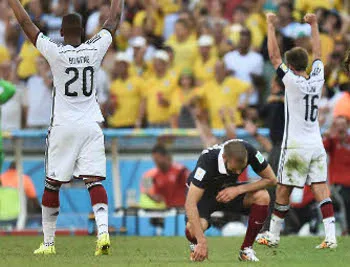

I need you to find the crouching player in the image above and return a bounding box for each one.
[185,139,277,262]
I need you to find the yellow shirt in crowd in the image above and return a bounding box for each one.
[193,56,218,85]
[245,13,267,50]
[295,0,343,13]
[143,72,177,124]
[133,10,164,37]
[169,87,200,117]
[166,36,198,72]
[199,77,251,128]
[320,34,334,64]
[108,76,144,128]
[0,45,10,64]
[17,41,40,79]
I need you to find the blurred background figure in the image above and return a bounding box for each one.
[140,144,189,209]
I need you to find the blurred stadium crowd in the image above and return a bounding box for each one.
[0,0,349,130]
[0,0,350,235]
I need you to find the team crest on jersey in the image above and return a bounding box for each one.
[164,80,170,87]
[207,67,213,73]
[255,151,265,164]
[194,167,206,181]
[127,83,133,91]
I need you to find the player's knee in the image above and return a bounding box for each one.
[252,189,270,205]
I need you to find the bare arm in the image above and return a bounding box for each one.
[103,0,123,35]
[219,108,237,140]
[304,13,321,60]
[235,165,277,194]
[135,98,146,128]
[216,165,277,203]
[244,120,272,153]
[192,108,218,147]
[266,13,282,69]
[8,0,40,45]
[185,184,208,261]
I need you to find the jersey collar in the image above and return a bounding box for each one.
[218,148,227,174]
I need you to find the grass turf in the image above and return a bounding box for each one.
[0,236,349,267]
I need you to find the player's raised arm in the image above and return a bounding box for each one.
[8,0,40,45]
[266,13,282,69]
[304,13,321,61]
[103,0,124,35]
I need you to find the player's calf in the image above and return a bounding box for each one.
[316,197,337,249]
[34,178,61,254]
[85,179,110,255]
[241,190,269,252]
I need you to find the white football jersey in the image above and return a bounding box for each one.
[36,29,112,126]
[277,60,325,148]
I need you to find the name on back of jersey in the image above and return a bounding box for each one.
[69,56,90,65]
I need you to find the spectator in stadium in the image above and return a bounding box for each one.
[107,52,144,128]
[166,18,198,71]
[0,162,41,213]
[259,76,285,174]
[224,5,249,49]
[0,60,25,131]
[223,29,263,106]
[86,0,108,38]
[193,35,217,86]
[199,60,252,128]
[323,116,350,234]
[333,89,350,121]
[170,69,200,129]
[126,36,155,78]
[139,144,190,209]
[16,36,41,81]
[24,56,52,129]
[143,50,177,128]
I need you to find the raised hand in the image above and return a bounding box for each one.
[304,13,317,25]
[266,12,277,25]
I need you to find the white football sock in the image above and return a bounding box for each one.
[42,206,59,246]
[323,217,336,243]
[269,214,284,239]
[92,203,108,237]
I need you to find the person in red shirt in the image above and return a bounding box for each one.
[323,116,350,234]
[140,144,190,208]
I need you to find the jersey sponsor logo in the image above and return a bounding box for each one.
[194,167,206,181]
[280,63,288,73]
[255,151,265,164]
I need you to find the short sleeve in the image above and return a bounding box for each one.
[86,29,113,62]
[245,142,268,174]
[310,59,324,79]
[234,79,251,94]
[189,154,214,189]
[36,33,61,62]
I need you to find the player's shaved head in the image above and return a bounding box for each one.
[285,47,309,71]
[61,13,83,37]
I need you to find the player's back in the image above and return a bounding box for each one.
[35,30,112,126]
[277,60,325,148]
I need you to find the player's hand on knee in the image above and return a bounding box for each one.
[193,240,208,262]
[216,187,240,203]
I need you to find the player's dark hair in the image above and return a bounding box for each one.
[152,144,170,156]
[223,141,248,166]
[285,47,309,71]
[8,161,16,169]
[61,13,83,36]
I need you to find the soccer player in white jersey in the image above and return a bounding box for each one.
[257,13,337,249]
[8,0,123,256]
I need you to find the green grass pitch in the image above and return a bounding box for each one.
[0,236,349,267]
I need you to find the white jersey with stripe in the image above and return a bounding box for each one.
[277,60,325,149]
[35,29,112,126]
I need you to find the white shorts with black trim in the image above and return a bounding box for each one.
[45,122,106,183]
[277,146,327,188]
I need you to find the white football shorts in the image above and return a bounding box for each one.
[45,122,106,183]
[277,146,327,188]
